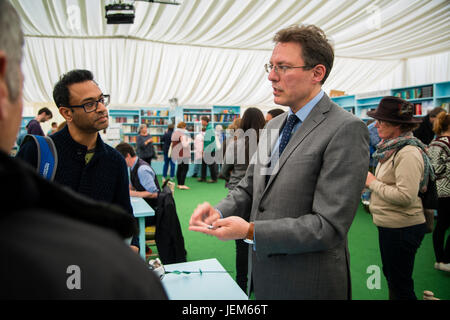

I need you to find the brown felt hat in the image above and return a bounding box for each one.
[367,96,422,124]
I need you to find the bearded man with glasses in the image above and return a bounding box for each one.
[17,69,140,253]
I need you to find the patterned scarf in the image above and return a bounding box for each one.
[372,132,435,192]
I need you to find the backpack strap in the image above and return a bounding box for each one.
[21,134,58,181]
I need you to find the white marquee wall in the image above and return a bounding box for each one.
[11,0,450,108]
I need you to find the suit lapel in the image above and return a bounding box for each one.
[262,96,330,194]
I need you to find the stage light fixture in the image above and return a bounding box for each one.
[105,3,135,24]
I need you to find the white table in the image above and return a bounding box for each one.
[130,197,155,260]
[161,258,248,300]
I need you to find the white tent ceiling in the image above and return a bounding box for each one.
[10,0,450,108]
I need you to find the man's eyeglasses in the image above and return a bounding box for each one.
[68,95,110,113]
[264,63,312,74]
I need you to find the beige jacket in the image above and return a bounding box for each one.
[369,145,425,228]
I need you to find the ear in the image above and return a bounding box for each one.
[59,106,73,122]
[311,64,326,84]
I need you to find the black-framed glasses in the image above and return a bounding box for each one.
[68,95,110,113]
[264,63,312,74]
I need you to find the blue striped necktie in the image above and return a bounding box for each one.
[279,114,300,155]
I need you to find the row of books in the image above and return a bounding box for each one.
[149,136,161,143]
[184,114,203,122]
[112,116,139,124]
[148,127,165,135]
[123,135,137,144]
[121,124,138,133]
[141,110,169,117]
[141,118,168,125]
[215,109,237,114]
[439,103,450,112]
[213,114,239,122]
[394,86,433,100]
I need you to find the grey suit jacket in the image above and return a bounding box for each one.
[216,94,369,299]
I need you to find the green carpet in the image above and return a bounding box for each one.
[167,176,450,300]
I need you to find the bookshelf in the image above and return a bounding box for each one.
[212,106,240,128]
[109,109,140,146]
[331,81,450,120]
[140,107,170,156]
[182,107,212,136]
[330,95,356,116]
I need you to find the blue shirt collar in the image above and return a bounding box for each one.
[288,89,324,122]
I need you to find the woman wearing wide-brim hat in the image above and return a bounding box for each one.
[365,96,435,300]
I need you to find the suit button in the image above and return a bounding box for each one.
[259,206,265,212]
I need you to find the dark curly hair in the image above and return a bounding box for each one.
[53,69,95,108]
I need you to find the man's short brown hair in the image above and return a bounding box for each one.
[115,142,136,158]
[273,24,334,84]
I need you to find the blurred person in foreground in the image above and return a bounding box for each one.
[0,0,167,299]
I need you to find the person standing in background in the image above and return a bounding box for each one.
[27,107,52,136]
[162,123,176,181]
[428,111,450,273]
[198,116,218,183]
[366,96,430,300]
[192,127,205,178]
[47,121,58,136]
[265,108,285,122]
[413,106,445,145]
[136,124,156,166]
[171,121,192,190]
[219,107,266,293]
[367,119,381,173]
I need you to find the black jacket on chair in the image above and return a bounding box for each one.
[155,185,187,264]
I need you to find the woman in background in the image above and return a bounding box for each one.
[162,124,176,181]
[365,96,432,300]
[428,111,450,273]
[219,107,265,293]
[136,124,156,166]
[171,122,192,190]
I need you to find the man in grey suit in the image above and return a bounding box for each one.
[189,24,369,299]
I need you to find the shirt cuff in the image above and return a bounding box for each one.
[215,208,224,219]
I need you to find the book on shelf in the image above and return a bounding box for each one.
[414,103,422,115]
[123,135,137,144]
[112,115,139,124]
[184,114,202,122]
[214,114,238,122]
[141,110,169,117]
[122,124,138,133]
[149,127,165,135]
[440,103,450,112]
[141,118,168,125]
[394,86,432,100]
